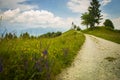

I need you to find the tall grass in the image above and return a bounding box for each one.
[83,27,120,44]
[0,30,85,80]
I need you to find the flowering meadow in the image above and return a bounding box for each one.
[0,30,85,80]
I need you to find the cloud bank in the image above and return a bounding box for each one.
[1,0,119,32]
[67,0,91,13]
[0,0,38,11]
[0,8,78,30]
[101,0,112,6]
[112,17,120,29]
[67,0,112,13]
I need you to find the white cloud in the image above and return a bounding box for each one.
[0,0,38,11]
[67,0,112,13]
[11,9,67,28]
[67,0,90,13]
[112,17,120,29]
[1,8,20,21]
[99,12,109,26]
[101,0,111,6]
[99,13,120,30]
[0,8,78,29]
[102,13,108,18]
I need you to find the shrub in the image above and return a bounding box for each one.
[20,32,30,39]
[4,33,17,39]
[103,19,114,29]
[40,31,62,38]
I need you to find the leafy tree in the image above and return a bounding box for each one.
[81,12,90,28]
[76,26,81,31]
[5,33,9,39]
[103,19,114,29]
[20,32,30,39]
[13,33,17,39]
[5,33,13,39]
[81,0,102,28]
[40,31,62,38]
[30,35,36,39]
[56,31,62,36]
[4,32,17,39]
[8,33,13,39]
[73,25,77,30]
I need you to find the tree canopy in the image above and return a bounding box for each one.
[81,12,90,29]
[103,19,114,29]
[39,31,62,38]
[81,0,102,28]
[20,32,30,39]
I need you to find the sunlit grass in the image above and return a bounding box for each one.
[83,27,120,44]
[0,30,85,80]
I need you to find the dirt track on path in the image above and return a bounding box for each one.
[56,34,120,80]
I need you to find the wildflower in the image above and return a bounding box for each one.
[42,49,48,56]
[34,60,42,72]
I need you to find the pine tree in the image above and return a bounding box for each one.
[88,0,102,28]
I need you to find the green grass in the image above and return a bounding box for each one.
[82,27,120,44]
[0,30,85,80]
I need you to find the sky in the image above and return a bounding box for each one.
[0,0,120,35]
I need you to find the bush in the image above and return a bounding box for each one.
[103,19,114,29]
[76,26,81,31]
[4,33,17,39]
[20,32,30,39]
[40,31,62,38]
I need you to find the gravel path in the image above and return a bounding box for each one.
[56,34,120,80]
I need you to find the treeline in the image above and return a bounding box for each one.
[40,31,62,38]
[1,31,62,40]
[4,33,17,39]
[2,32,33,39]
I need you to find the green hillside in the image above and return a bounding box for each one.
[83,27,120,44]
[0,30,85,80]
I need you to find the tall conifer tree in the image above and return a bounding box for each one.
[88,0,102,27]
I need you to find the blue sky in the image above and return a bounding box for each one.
[0,0,120,35]
[102,0,120,18]
[21,0,79,18]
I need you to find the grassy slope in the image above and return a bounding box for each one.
[0,30,85,80]
[83,27,120,44]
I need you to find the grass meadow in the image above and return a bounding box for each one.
[0,30,85,80]
[83,27,120,44]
